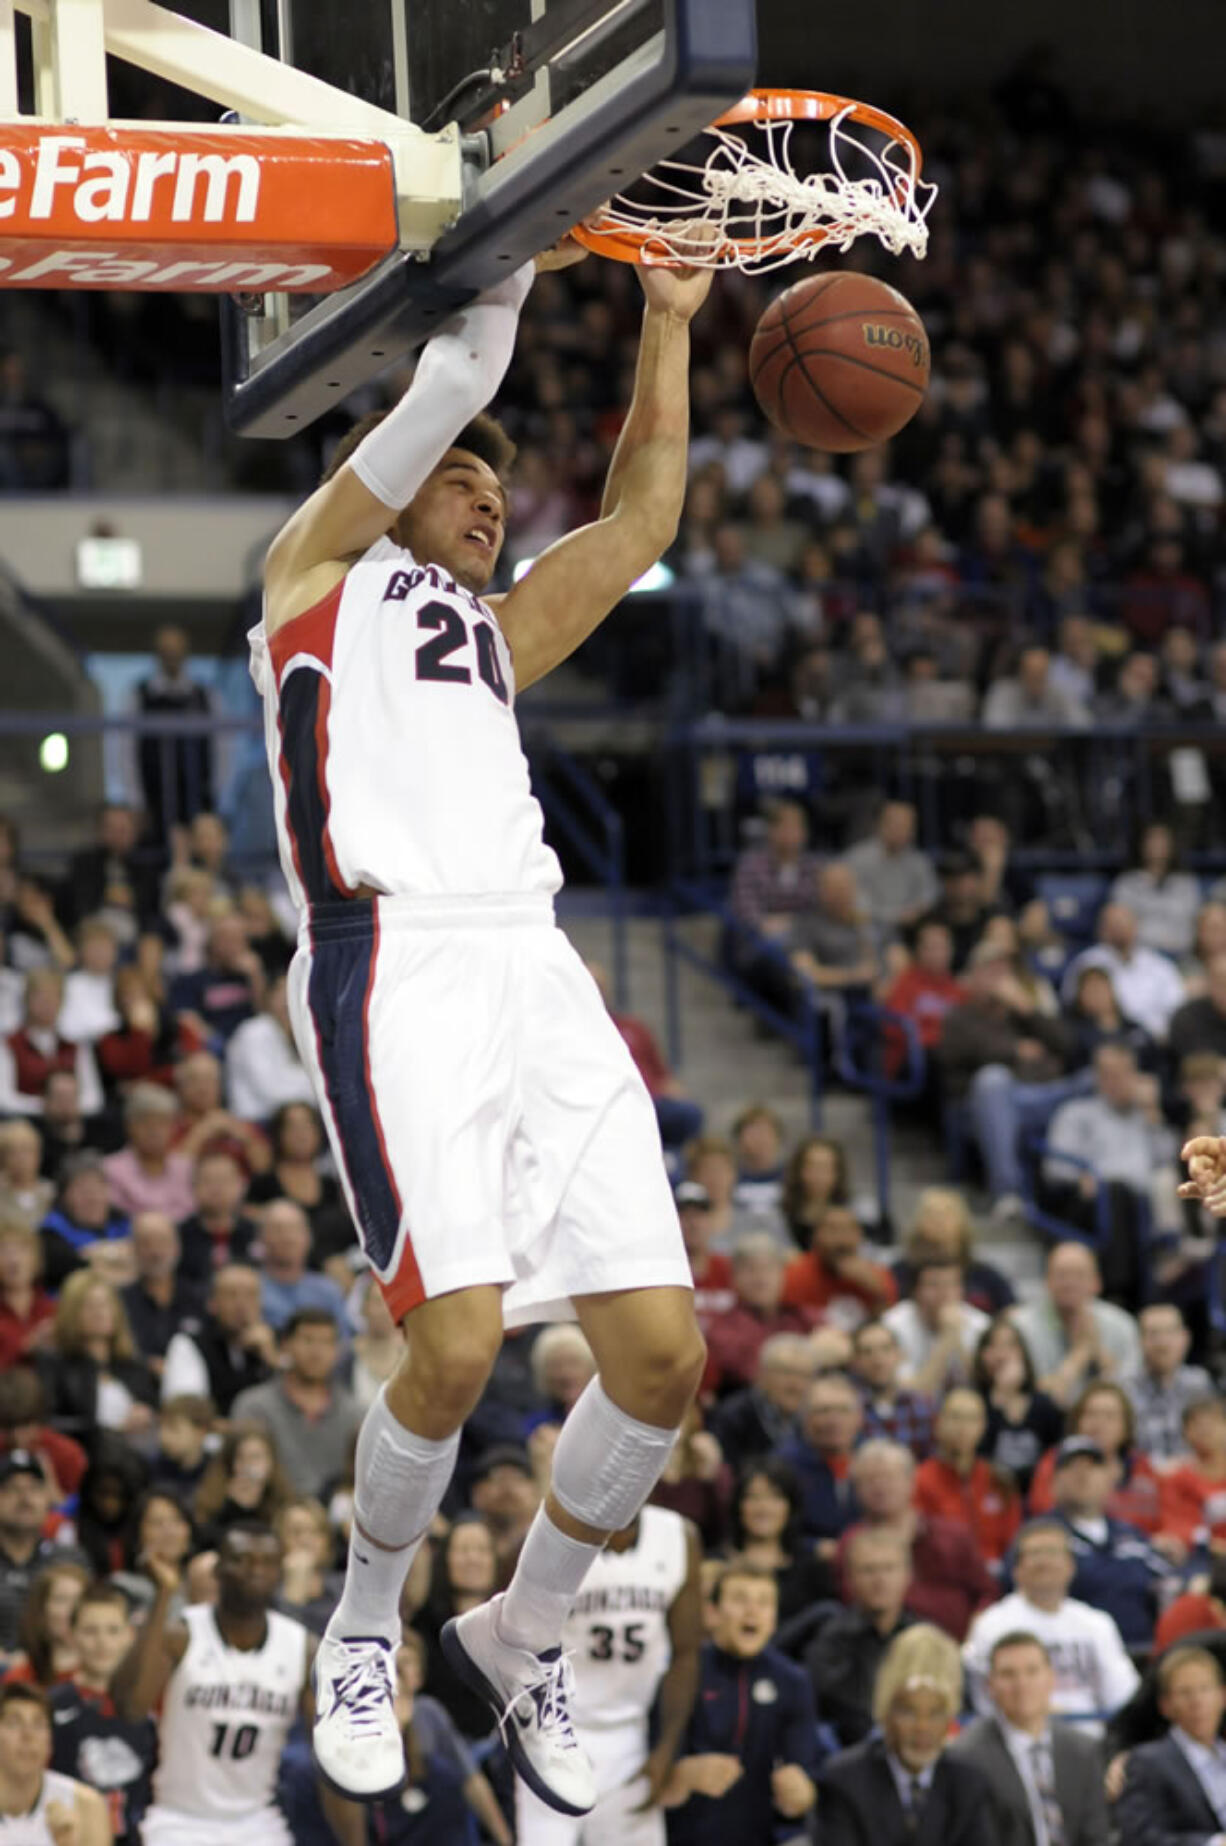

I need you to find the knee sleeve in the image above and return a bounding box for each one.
[549,1378,679,1532]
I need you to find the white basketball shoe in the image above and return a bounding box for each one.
[441,1593,596,1816]
[312,1633,406,1801]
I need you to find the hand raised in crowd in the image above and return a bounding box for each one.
[771,1763,816,1818]
[668,1753,744,1802]
[1179,1135,1226,1216]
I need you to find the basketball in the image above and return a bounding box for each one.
[749,272,930,453]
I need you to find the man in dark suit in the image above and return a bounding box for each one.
[949,1630,1110,1846]
[1116,1643,1226,1846]
[817,1623,993,1846]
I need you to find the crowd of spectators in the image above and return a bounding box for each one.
[0,790,1222,1842]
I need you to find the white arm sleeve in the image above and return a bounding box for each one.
[347,262,535,510]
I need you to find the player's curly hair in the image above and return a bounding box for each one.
[320,408,517,486]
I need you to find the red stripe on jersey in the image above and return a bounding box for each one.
[274,729,309,896]
[313,671,355,899]
[362,909,424,1319]
[268,576,345,687]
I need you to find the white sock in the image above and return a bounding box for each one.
[325,1386,459,1647]
[497,1507,603,1654]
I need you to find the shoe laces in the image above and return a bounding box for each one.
[325,1641,395,1738]
[501,1650,581,1755]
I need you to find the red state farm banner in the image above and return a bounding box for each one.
[0,126,400,290]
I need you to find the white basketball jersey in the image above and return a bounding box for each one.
[249,538,562,910]
[563,1506,688,1732]
[151,1605,307,1820]
[0,1770,80,1844]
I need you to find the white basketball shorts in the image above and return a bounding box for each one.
[288,893,691,1325]
[516,1724,666,1846]
[141,1805,292,1846]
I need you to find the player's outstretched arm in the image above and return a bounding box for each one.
[263,264,536,633]
[111,1562,187,1720]
[1179,1135,1226,1215]
[495,255,713,692]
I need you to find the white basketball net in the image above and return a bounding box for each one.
[582,104,939,273]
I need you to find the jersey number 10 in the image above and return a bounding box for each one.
[415,600,510,705]
[209,1721,259,1760]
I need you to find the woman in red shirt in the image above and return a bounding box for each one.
[780,1135,851,1250]
[1028,1381,1167,1538]
[1160,1394,1226,1552]
[914,1386,1021,1567]
[0,1218,54,1369]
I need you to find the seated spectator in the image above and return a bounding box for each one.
[38,1152,131,1291]
[256,1199,349,1338]
[347,1275,402,1414]
[727,799,821,1000]
[0,1123,52,1230]
[676,1181,736,1328]
[586,959,704,1152]
[6,1560,88,1688]
[102,1085,194,1223]
[971,1315,1064,1497]
[1114,1646,1226,1846]
[701,1233,817,1397]
[1045,1435,1169,1648]
[274,1498,344,1635]
[523,1324,596,1441]
[1029,1382,1168,1541]
[192,1423,291,1547]
[816,1623,991,1845]
[235,887,293,980]
[167,911,262,1048]
[789,860,879,1002]
[171,1049,270,1177]
[0,1219,53,1371]
[963,1517,1139,1723]
[35,1273,157,1452]
[707,1332,818,1473]
[839,1438,997,1641]
[880,917,967,1070]
[95,965,179,1097]
[850,1318,937,1457]
[0,1452,89,1656]
[1009,1242,1143,1407]
[1064,963,1156,1070]
[175,1148,259,1284]
[0,969,103,1118]
[882,1257,991,1394]
[921,850,1004,975]
[118,1212,205,1373]
[777,1373,864,1551]
[231,1308,361,1500]
[804,1526,917,1745]
[62,803,157,937]
[843,800,939,938]
[982,642,1091,729]
[146,1398,212,1508]
[416,1514,502,1741]
[1168,950,1226,1065]
[7,876,75,975]
[914,1388,1021,1569]
[1120,1303,1212,1461]
[892,1188,1016,1317]
[683,1134,761,1252]
[665,1562,818,1845]
[781,1202,897,1327]
[1159,1395,1226,1553]
[1110,822,1202,958]
[1180,900,1226,998]
[1062,901,1186,1043]
[468,1445,540,1583]
[245,1102,349,1270]
[224,973,315,1123]
[938,941,1082,1221]
[1153,1551,1226,1653]
[74,1439,149,1576]
[37,1071,108,1179]
[160,1263,277,1414]
[731,1104,787,1221]
[57,919,120,1047]
[0,1368,87,1501]
[722,1457,835,1623]
[778,1132,850,1252]
[49,1581,157,1841]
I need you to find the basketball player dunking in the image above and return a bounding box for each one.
[115,1523,360,1846]
[252,235,713,1817]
